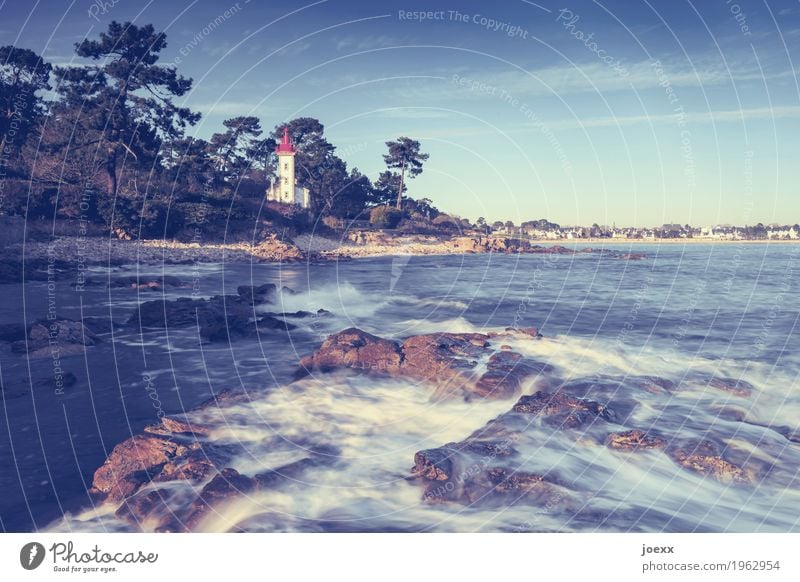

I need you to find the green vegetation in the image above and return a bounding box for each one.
[0,21,435,240]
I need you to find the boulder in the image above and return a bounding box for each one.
[299,328,552,400]
[606,430,667,451]
[90,418,222,502]
[11,319,98,358]
[236,283,277,305]
[128,296,294,341]
[668,440,753,484]
[473,351,553,399]
[706,377,754,398]
[90,435,201,502]
[299,327,403,375]
[512,391,618,428]
[401,332,488,394]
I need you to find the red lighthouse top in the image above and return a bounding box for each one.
[275,127,296,154]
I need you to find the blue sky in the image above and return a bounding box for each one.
[2,0,800,226]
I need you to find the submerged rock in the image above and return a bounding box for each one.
[236,283,277,305]
[127,291,297,342]
[606,430,667,451]
[512,391,618,428]
[668,440,753,484]
[109,275,185,290]
[11,319,99,358]
[412,438,565,508]
[706,377,754,398]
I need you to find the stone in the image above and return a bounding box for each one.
[707,377,754,398]
[90,435,198,501]
[512,391,618,428]
[606,430,667,451]
[11,319,98,358]
[668,440,752,483]
[298,328,403,375]
[236,283,277,305]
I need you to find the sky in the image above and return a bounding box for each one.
[2,0,799,226]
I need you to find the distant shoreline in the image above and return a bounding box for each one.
[526,237,800,245]
[12,234,800,268]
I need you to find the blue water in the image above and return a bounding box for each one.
[1,243,799,532]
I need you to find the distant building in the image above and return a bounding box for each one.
[267,128,310,208]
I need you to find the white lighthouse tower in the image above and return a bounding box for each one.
[267,127,310,208]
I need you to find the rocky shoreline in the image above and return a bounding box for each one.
[12,232,647,270]
[72,317,784,532]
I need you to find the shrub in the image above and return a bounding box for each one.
[369,205,404,229]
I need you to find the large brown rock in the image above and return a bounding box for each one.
[299,328,550,400]
[90,435,199,501]
[90,417,221,502]
[401,332,488,396]
[298,327,403,374]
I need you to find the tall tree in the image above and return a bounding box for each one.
[0,46,51,161]
[63,21,199,196]
[325,168,372,218]
[382,137,429,208]
[208,116,262,182]
[371,170,405,207]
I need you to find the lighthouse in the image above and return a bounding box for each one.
[267,127,310,208]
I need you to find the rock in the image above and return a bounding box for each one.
[668,440,752,483]
[473,351,553,399]
[606,430,667,451]
[401,332,489,396]
[11,319,98,358]
[299,328,403,375]
[707,377,754,398]
[512,391,618,428]
[412,448,455,481]
[250,235,305,262]
[128,296,294,341]
[154,447,218,484]
[115,488,176,525]
[236,283,277,305]
[413,441,565,508]
[255,316,297,332]
[90,435,200,501]
[264,309,331,319]
[299,328,553,400]
[90,415,225,502]
[144,417,210,437]
[109,275,185,290]
[180,468,257,530]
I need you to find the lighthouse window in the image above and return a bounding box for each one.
[283,163,288,170]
